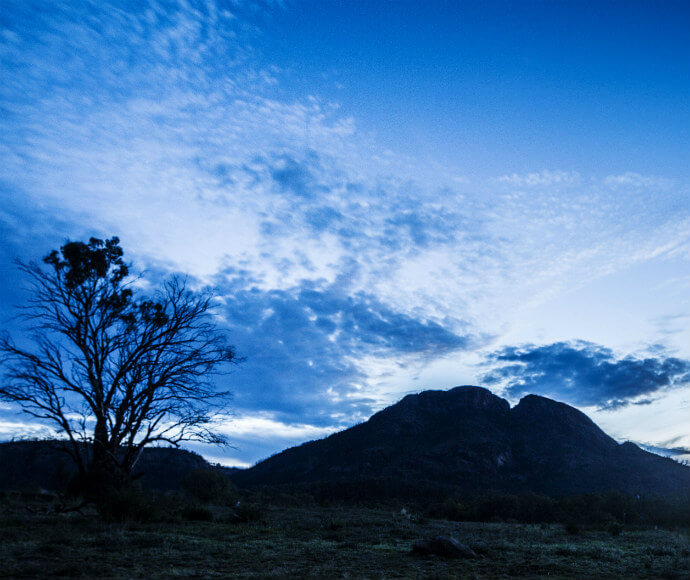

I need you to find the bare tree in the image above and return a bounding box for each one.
[0,237,235,490]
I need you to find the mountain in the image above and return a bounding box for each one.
[235,386,690,497]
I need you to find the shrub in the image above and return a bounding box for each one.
[181,504,214,521]
[182,469,235,505]
[231,501,264,523]
[564,520,582,536]
[517,493,555,523]
[426,499,471,522]
[478,494,520,522]
[324,517,346,530]
[95,486,157,523]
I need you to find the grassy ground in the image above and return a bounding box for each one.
[1,494,689,579]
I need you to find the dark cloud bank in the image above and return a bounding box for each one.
[483,341,690,410]
[216,275,475,425]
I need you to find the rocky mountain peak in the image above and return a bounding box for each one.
[445,385,511,412]
[511,393,615,447]
[380,385,509,420]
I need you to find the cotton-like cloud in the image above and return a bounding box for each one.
[482,341,690,410]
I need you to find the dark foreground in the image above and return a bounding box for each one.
[2,496,689,579]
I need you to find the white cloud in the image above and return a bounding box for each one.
[184,413,343,466]
[214,413,339,441]
[0,420,58,440]
[202,455,254,468]
[493,170,581,188]
[603,172,675,190]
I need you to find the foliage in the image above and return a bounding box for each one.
[426,499,472,522]
[0,237,235,491]
[181,503,215,522]
[231,501,264,523]
[564,520,582,535]
[95,485,158,523]
[182,468,236,504]
[253,476,690,529]
[422,490,690,528]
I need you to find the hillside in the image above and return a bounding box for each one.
[0,440,212,492]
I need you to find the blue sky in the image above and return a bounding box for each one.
[1,0,689,466]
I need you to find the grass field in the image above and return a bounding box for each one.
[2,493,689,579]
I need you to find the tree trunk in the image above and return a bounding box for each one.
[85,418,127,496]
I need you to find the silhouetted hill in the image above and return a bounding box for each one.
[0,440,212,492]
[235,386,690,497]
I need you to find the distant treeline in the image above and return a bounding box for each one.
[4,441,689,529]
[426,492,690,529]
[243,477,690,528]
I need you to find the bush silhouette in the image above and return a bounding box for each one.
[95,486,157,523]
[182,469,236,504]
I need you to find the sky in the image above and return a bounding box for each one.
[1,0,689,467]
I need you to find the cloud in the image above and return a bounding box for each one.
[652,313,690,339]
[214,273,476,424]
[220,150,474,255]
[215,413,338,441]
[482,341,690,410]
[186,412,341,467]
[269,153,327,200]
[0,419,58,440]
[2,0,687,324]
[604,172,674,190]
[638,443,690,462]
[0,1,484,448]
[493,170,581,188]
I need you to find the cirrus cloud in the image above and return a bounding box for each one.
[493,170,581,188]
[603,172,674,190]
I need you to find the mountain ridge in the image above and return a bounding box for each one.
[235,386,690,497]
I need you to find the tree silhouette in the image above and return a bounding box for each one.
[0,237,235,491]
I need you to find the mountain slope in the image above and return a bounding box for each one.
[236,386,690,497]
